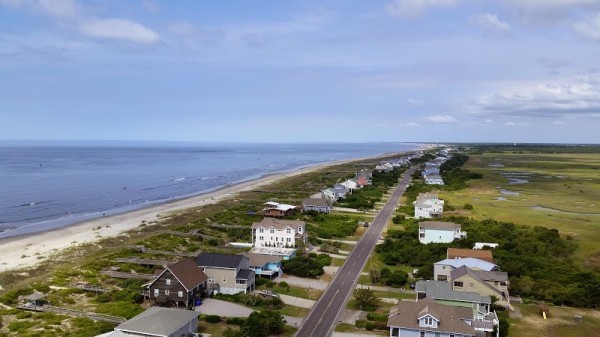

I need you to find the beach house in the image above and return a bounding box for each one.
[418,221,466,244]
[242,252,283,279]
[450,266,511,309]
[413,192,444,219]
[195,253,255,295]
[261,201,298,218]
[387,301,476,337]
[251,217,307,248]
[95,307,199,337]
[434,257,498,282]
[146,258,208,309]
[424,173,444,185]
[302,198,331,213]
[415,280,493,315]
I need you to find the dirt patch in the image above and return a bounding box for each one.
[584,251,600,271]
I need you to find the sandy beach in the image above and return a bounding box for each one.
[0,152,410,273]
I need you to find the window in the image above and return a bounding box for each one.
[154,289,159,297]
[454,281,464,287]
[450,335,454,337]
[178,291,183,298]
[270,228,275,234]
[259,228,264,233]
[259,236,264,241]
[435,333,440,337]
[287,238,291,242]
[298,226,303,233]
[165,290,170,295]
[420,331,425,337]
[276,237,278,242]
[208,277,215,284]
[286,228,291,234]
[166,279,171,285]
[425,317,433,325]
[419,233,425,238]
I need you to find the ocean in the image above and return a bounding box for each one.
[0,141,420,239]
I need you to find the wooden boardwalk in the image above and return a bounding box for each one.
[100,269,155,280]
[18,304,126,324]
[115,257,173,267]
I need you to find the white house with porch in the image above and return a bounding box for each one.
[414,193,444,219]
[251,217,307,248]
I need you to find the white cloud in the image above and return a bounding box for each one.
[386,0,459,18]
[468,13,511,35]
[80,18,160,44]
[505,121,529,126]
[399,121,421,127]
[0,0,79,17]
[427,115,456,123]
[464,72,600,118]
[573,12,600,40]
[407,98,425,105]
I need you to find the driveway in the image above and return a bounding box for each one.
[196,298,305,327]
[278,275,329,290]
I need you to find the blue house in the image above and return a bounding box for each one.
[242,253,283,279]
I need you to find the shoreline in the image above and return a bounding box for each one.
[0,150,417,273]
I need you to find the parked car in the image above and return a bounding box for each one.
[258,290,279,298]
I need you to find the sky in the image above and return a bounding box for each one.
[1,0,599,144]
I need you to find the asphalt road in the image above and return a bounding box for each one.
[295,166,417,337]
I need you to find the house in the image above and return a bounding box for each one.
[414,193,444,219]
[95,306,199,337]
[332,184,351,199]
[387,301,476,337]
[146,258,208,309]
[355,176,369,188]
[434,258,498,282]
[450,266,511,309]
[340,179,358,191]
[418,221,466,244]
[376,162,394,172]
[447,248,495,263]
[261,201,297,218]
[424,173,445,185]
[321,188,337,203]
[251,217,307,248]
[195,253,255,295]
[302,198,331,213]
[415,280,492,315]
[242,252,282,279]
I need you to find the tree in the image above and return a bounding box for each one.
[239,311,285,337]
[369,269,381,285]
[354,288,379,311]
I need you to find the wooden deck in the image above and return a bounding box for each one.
[100,269,155,280]
[115,257,173,266]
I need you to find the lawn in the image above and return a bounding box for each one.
[509,303,600,337]
[440,152,600,268]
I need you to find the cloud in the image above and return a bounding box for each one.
[386,0,459,18]
[468,13,511,35]
[399,121,421,127]
[552,120,565,124]
[0,0,79,17]
[505,121,529,126]
[80,18,160,44]
[573,12,600,40]
[464,72,600,118]
[426,115,456,123]
[407,98,425,105]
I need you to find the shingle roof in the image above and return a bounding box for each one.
[116,307,198,336]
[448,248,494,263]
[471,270,508,282]
[450,266,507,295]
[251,217,305,230]
[387,301,475,336]
[162,258,208,291]
[419,221,460,230]
[435,258,498,271]
[236,268,255,280]
[415,280,491,305]
[195,253,245,269]
[302,198,329,207]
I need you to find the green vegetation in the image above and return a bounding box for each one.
[439,154,483,190]
[354,288,379,311]
[337,167,407,210]
[304,213,361,239]
[222,311,285,337]
[281,253,332,278]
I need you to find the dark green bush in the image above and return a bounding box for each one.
[205,315,221,323]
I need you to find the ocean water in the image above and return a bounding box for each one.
[0,141,419,239]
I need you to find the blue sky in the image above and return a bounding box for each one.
[1,0,599,143]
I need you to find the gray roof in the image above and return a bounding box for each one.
[116,307,198,336]
[303,198,330,207]
[251,217,305,230]
[241,252,282,267]
[435,258,498,272]
[237,268,255,280]
[419,221,460,230]
[195,252,245,269]
[450,266,507,296]
[471,270,508,282]
[415,280,491,305]
[387,301,475,336]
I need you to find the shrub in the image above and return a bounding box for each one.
[392,214,405,224]
[355,320,367,328]
[205,315,221,323]
[255,278,269,287]
[278,281,289,289]
[365,322,375,331]
[226,317,247,325]
[265,280,275,288]
[463,203,473,210]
